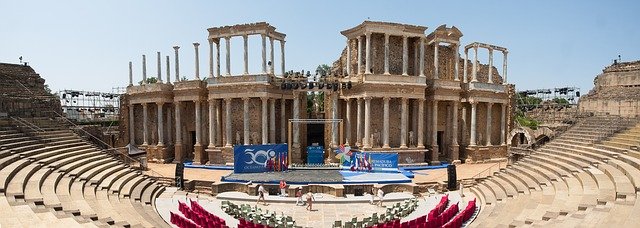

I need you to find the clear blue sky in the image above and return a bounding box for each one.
[1,0,638,95]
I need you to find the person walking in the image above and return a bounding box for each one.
[369,188,376,205]
[279,179,287,197]
[256,184,267,206]
[377,188,384,207]
[305,191,315,211]
[295,187,304,206]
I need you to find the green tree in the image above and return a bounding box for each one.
[316,64,331,75]
[138,77,158,85]
[552,97,569,105]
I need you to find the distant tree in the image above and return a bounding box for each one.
[516,93,542,106]
[316,64,331,75]
[552,97,569,105]
[138,77,158,85]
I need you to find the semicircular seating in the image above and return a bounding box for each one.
[0,117,168,227]
[468,115,640,227]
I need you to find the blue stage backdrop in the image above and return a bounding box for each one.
[306,145,324,164]
[234,144,288,173]
[341,152,399,171]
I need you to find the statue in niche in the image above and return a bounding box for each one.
[372,130,380,148]
[369,133,375,148]
[409,131,415,147]
[251,132,260,145]
[235,131,242,145]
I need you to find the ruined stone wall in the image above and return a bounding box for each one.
[580,60,640,117]
[0,63,61,118]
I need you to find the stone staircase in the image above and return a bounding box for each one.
[468,115,640,227]
[0,117,169,227]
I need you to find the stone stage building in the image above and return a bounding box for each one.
[580,60,640,117]
[120,21,514,165]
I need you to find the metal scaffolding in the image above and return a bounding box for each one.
[58,89,122,122]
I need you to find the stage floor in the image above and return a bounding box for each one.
[222,169,412,184]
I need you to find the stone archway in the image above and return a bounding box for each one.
[508,127,535,147]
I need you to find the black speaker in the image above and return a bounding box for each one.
[447,164,457,190]
[175,163,185,189]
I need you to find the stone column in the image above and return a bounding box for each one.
[470,102,478,145]
[292,92,300,146]
[261,34,267,74]
[402,36,408,76]
[384,34,390,75]
[345,98,352,145]
[166,56,171,84]
[209,39,214,78]
[243,97,250,145]
[472,46,478,82]
[224,98,232,147]
[346,39,351,75]
[331,94,338,147]
[142,103,149,145]
[142,55,147,84]
[461,106,467,145]
[413,42,418,76]
[419,38,425,77]
[174,101,183,162]
[452,101,460,162]
[488,49,494,83]
[166,104,172,144]
[216,39,221,77]
[503,51,508,84]
[281,98,286,143]
[463,49,468,83]
[280,40,286,76]
[128,104,135,145]
[486,102,493,146]
[128,62,133,86]
[195,101,202,146]
[194,100,204,164]
[434,41,439,79]
[356,98,363,147]
[225,37,231,76]
[365,32,372,74]
[501,103,506,145]
[208,100,216,148]
[157,102,164,146]
[215,101,221,146]
[401,98,408,148]
[363,97,371,149]
[270,98,276,143]
[431,100,439,164]
[243,35,249,75]
[269,37,275,74]
[157,52,163,83]
[417,99,425,148]
[173,46,180,82]
[261,97,268,144]
[193,43,200,79]
[357,36,363,75]
[454,44,460,81]
[382,97,390,148]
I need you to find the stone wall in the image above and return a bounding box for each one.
[580,60,640,117]
[0,63,61,118]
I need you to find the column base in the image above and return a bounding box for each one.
[173,143,184,163]
[193,144,206,165]
[417,144,425,149]
[452,160,462,165]
[430,160,441,166]
[451,145,460,163]
[399,145,408,149]
[383,144,390,149]
[430,145,439,164]
[205,147,222,165]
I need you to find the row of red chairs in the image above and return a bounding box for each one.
[170,211,201,228]
[430,194,450,218]
[367,219,400,228]
[441,199,477,228]
[177,201,228,228]
[190,200,227,226]
[395,198,476,228]
[237,218,271,228]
